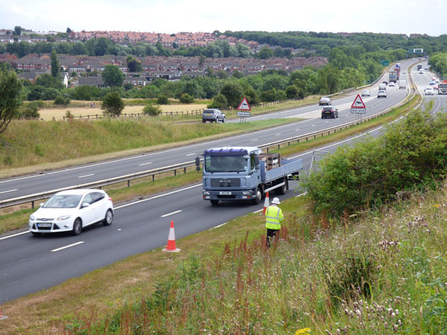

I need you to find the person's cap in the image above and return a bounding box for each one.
[272,197,281,204]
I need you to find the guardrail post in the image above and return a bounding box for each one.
[184,167,187,174]
[127,180,130,188]
[174,169,177,176]
[31,201,34,209]
[152,175,155,182]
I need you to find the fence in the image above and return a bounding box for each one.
[62,109,205,121]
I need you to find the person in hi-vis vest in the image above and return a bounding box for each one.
[265,197,284,247]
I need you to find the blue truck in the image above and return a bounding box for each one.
[197,146,303,205]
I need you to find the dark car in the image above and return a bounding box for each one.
[321,106,339,119]
[202,109,226,123]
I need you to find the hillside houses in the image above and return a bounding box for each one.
[1,53,328,87]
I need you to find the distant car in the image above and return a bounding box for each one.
[377,90,387,98]
[379,83,387,90]
[29,189,114,236]
[419,70,424,74]
[424,87,434,95]
[435,79,440,83]
[403,71,407,74]
[319,97,331,106]
[382,81,388,85]
[321,106,339,119]
[430,81,436,86]
[388,82,395,87]
[202,109,226,123]
[362,90,370,97]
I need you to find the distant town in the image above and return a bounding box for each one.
[0,27,429,88]
[0,28,331,87]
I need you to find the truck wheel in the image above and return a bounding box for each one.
[252,187,262,205]
[276,180,288,195]
[202,120,206,123]
[210,200,219,206]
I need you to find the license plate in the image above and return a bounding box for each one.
[219,191,232,195]
[37,223,52,228]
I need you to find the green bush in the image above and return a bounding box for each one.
[157,95,169,105]
[179,93,194,104]
[143,104,162,116]
[303,108,447,217]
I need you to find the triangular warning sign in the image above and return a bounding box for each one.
[351,94,366,108]
[237,97,251,111]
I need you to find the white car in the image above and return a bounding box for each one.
[29,189,114,236]
[388,82,395,87]
[319,97,331,106]
[377,90,387,98]
[424,87,435,95]
[362,90,370,97]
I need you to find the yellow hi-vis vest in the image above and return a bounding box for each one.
[265,205,284,230]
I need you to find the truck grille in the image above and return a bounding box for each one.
[210,178,241,187]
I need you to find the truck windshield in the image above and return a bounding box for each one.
[204,155,247,172]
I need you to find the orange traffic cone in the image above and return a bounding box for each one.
[263,191,270,215]
[0,305,8,321]
[162,220,180,252]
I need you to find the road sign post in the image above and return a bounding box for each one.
[350,94,367,114]
[237,97,251,122]
[350,94,367,121]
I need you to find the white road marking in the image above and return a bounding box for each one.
[275,133,282,136]
[186,153,196,156]
[210,222,228,229]
[161,210,182,218]
[116,184,202,209]
[251,139,258,141]
[51,241,84,252]
[139,162,152,166]
[78,174,94,179]
[0,231,29,241]
[0,189,18,195]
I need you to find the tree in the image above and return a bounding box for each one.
[14,26,23,36]
[102,65,125,87]
[54,95,70,108]
[66,27,72,33]
[102,92,124,117]
[208,93,228,109]
[0,69,23,134]
[220,82,244,109]
[51,49,60,78]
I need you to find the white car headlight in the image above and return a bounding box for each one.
[56,214,71,221]
[29,214,35,221]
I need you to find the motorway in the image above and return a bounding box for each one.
[1,59,445,303]
[0,63,410,201]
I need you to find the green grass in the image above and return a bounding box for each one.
[3,182,446,334]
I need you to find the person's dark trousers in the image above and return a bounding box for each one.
[266,228,280,248]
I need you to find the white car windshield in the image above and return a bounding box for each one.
[44,195,82,208]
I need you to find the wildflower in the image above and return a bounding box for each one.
[295,328,311,335]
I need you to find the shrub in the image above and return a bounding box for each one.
[18,102,40,119]
[54,95,70,107]
[179,93,194,104]
[143,104,162,116]
[208,93,227,109]
[157,95,169,105]
[102,92,124,117]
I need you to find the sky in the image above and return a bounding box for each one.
[1,0,446,37]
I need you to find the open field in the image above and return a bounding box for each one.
[38,103,207,121]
